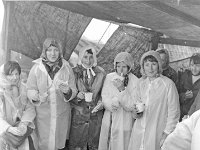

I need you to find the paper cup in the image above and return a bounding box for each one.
[85,92,93,102]
[136,102,145,113]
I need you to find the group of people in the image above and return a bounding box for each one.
[0,38,200,150]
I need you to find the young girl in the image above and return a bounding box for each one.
[0,61,36,150]
[98,52,138,150]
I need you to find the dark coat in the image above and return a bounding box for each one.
[178,70,200,119]
[69,65,106,149]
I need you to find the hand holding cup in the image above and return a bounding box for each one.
[59,82,70,94]
[135,102,145,114]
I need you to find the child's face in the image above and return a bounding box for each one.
[6,69,20,85]
[81,51,94,68]
[46,46,60,62]
[116,62,128,76]
[144,60,159,78]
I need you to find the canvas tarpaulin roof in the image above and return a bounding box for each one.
[2,1,91,60]
[97,25,157,73]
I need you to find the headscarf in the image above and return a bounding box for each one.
[40,38,63,79]
[114,52,134,70]
[140,50,163,78]
[40,38,63,59]
[78,46,97,78]
[114,52,134,87]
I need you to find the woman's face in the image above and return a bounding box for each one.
[190,60,200,76]
[46,46,60,62]
[144,60,159,78]
[81,51,94,68]
[116,62,129,76]
[6,69,20,85]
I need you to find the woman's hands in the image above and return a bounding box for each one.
[132,104,143,119]
[7,127,22,136]
[112,79,125,92]
[59,83,71,94]
[77,91,85,100]
[185,90,193,99]
[7,122,28,136]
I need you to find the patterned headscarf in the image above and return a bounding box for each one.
[40,38,63,60]
[40,38,63,79]
[78,46,97,78]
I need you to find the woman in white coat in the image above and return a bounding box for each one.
[128,50,180,150]
[0,61,36,150]
[98,52,138,150]
[26,38,77,150]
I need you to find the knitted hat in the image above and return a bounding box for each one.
[140,50,163,77]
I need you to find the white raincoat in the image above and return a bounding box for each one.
[162,110,200,150]
[128,51,180,150]
[98,52,138,150]
[26,58,77,150]
[0,64,36,150]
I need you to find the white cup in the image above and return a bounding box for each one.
[136,102,145,113]
[85,92,93,102]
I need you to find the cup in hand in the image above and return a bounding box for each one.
[85,92,93,102]
[136,102,145,113]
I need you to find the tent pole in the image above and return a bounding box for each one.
[1,1,11,63]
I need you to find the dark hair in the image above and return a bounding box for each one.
[86,49,93,55]
[143,55,158,63]
[190,53,200,64]
[4,61,21,75]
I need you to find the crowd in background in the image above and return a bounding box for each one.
[0,38,200,150]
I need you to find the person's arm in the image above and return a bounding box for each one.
[119,75,139,112]
[0,96,11,135]
[63,65,77,102]
[164,82,180,135]
[102,74,120,112]
[26,65,40,106]
[188,90,200,116]
[20,87,36,129]
[162,110,200,150]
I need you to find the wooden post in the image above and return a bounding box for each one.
[1,1,11,63]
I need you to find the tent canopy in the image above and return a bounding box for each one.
[2,0,200,67]
[43,1,200,42]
